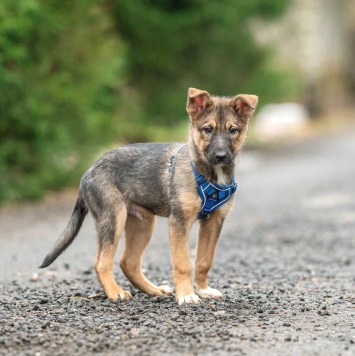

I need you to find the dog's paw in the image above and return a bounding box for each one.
[158,285,174,295]
[195,286,223,299]
[108,289,132,301]
[178,294,201,305]
[118,290,133,300]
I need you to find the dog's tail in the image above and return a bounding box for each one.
[39,193,88,268]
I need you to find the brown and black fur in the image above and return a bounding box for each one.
[40,88,258,305]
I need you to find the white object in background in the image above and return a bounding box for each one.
[254,103,309,139]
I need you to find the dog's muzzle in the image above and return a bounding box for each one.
[206,149,232,166]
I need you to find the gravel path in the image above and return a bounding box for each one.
[1,128,355,355]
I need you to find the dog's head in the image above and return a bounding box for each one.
[186,87,258,167]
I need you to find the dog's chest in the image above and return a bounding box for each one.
[214,166,228,185]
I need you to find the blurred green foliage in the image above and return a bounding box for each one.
[0,0,293,202]
[113,0,293,140]
[0,0,124,201]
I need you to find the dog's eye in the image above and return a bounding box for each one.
[229,127,238,135]
[203,126,213,134]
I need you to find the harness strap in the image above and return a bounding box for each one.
[168,144,186,173]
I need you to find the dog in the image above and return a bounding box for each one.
[40,88,258,305]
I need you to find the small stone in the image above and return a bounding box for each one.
[41,321,50,329]
[214,310,225,316]
[130,328,141,336]
[30,273,39,282]
[76,340,84,347]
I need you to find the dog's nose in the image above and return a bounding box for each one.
[215,151,227,162]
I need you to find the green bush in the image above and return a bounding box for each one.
[0,0,294,203]
[0,0,124,201]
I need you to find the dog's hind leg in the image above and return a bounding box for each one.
[94,204,132,301]
[120,207,173,296]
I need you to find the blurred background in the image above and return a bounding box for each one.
[0,0,354,202]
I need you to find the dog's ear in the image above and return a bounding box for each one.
[230,94,258,121]
[186,88,213,118]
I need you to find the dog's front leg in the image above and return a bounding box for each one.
[194,213,225,299]
[169,215,201,305]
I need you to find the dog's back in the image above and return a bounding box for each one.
[80,142,177,218]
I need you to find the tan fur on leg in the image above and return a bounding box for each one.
[120,207,173,296]
[194,212,224,299]
[95,207,132,300]
[169,216,201,304]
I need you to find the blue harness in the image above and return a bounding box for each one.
[191,163,237,220]
[169,145,237,220]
